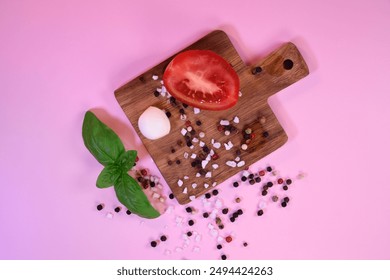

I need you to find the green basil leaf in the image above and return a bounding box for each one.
[115,150,137,173]
[96,164,121,188]
[114,173,160,219]
[82,111,125,166]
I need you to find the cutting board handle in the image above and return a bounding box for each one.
[249,42,309,99]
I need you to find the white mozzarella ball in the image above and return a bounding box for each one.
[138,106,171,140]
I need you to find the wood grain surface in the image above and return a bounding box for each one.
[115,30,309,204]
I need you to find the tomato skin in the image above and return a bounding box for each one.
[163,50,239,111]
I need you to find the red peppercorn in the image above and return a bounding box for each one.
[259,170,266,176]
[250,133,256,139]
[217,125,224,132]
[211,153,219,160]
[277,178,284,184]
[185,120,192,127]
[225,236,233,243]
[141,169,148,176]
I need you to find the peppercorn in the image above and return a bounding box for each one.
[259,170,266,176]
[203,212,209,218]
[218,224,224,230]
[272,195,279,202]
[262,190,268,196]
[196,120,202,126]
[281,202,287,207]
[237,209,243,215]
[171,147,176,153]
[286,179,293,185]
[277,178,284,184]
[96,204,104,211]
[284,197,290,203]
[267,181,273,188]
[176,159,181,165]
[221,254,227,260]
[211,153,219,160]
[177,140,184,147]
[160,235,167,242]
[243,242,248,247]
[230,217,235,223]
[150,181,156,188]
[233,181,239,188]
[126,210,132,215]
[225,236,233,243]
[182,103,189,108]
[165,111,172,118]
[233,212,239,219]
[241,176,247,182]
[205,193,211,199]
[150,241,157,247]
[222,208,229,215]
[114,207,121,213]
[217,244,222,250]
[154,90,160,97]
[235,197,241,203]
[188,219,195,226]
[262,131,269,138]
[186,207,192,213]
[187,231,192,237]
[212,189,219,196]
[283,185,288,191]
[249,179,255,185]
[255,177,261,183]
[251,66,262,75]
[257,209,264,216]
[202,146,210,153]
[179,108,185,114]
[169,193,174,199]
[266,166,272,172]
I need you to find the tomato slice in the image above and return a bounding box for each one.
[163,50,240,111]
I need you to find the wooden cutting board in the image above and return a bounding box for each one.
[114,30,309,204]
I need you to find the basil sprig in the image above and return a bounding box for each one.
[82,111,160,219]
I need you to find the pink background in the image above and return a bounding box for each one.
[1,0,389,260]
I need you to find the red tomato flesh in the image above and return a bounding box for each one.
[163,50,240,111]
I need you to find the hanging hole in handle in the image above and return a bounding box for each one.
[251,66,262,75]
[283,59,294,70]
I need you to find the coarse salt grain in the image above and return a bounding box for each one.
[226,161,237,167]
[191,183,197,189]
[199,132,205,138]
[192,137,199,143]
[212,164,219,169]
[152,192,160,199]
[207,223,214,229]
[242,170,250,177]
[152,75,158,80]
[159,197,165,203]
[212,182,217,187]
[233,116,240,123]
[177,179,183,187]
[215,199,222,208]
[194,108,200,114]
[237,161,245,167]
[183,187,188,194]
[180,114,187,121]
[184,175,189,180]
[191,153,197,159]
[211,139,215,144]
[196,173,201,178]
[195,234,202,242]
[189,195,196,201]
[213,142,221,149]
[164,249,172,256]
[183,152,189,159]
[190,145,194,149]
[181,128,187,136]
[209,149,215,156]
[235,157,241,162]
[220,120,230,126]
[106,212,113,219]
[202,160,209,169]
[205,171,212,178]
[241,144,248,150]
[204,183,209,188]
[239,91,243,97]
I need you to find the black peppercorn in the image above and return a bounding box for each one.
[266,166,272,172]
[188,219,195,226]
[114,207,121,213]
[179,108,185,114]
[169,193,174,199]
[249,179,255,185]
[212,189,219,196]
[284,197,290,203]
[150,241,157,247]
[165,111,172,118]
[230,217,235,223]
[243,242,248,247]
[203,212,209,218]
[196,120,202,126]
[281,202,287,207]
[150,181,156,188]
[286,179,292,185]
[237,209,243,215]
[257,209,264,216]
[255,177,261,183]
[154,90,160,97]
[262,190,268,196]
[233,181,239,188]
[182,103,189,108]
[262,131,269,138]
[241,176,247,182]
[205,193,211,199]
[186,207,193,213]
[96,204,104,211]
[283,185,288,191]
[267,181,273,188]
[160,235,167,242]
[221,254,227,260]
[176,159,181,165]
[222,208,229,215]
[187,231,192,237]
[218,224,224,230]
[217,244,222,250]
[126,210,132,215]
